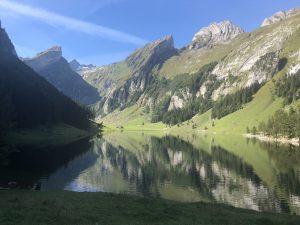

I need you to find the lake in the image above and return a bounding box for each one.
[1,131,300,215]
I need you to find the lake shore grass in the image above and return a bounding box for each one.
[0,190,299,225]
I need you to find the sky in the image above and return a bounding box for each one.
[0,0,299,66]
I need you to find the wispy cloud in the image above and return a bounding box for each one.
[0,0,147,45]
[86,0,126,16]
[13,42,38,58]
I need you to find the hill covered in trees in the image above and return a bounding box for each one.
[0,23,93,132]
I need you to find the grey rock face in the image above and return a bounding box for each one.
[168,89,192,111]
[101,35,177,114]
[126,35,176,74]
[25,46,62,71]
[189,21,244,50]
[261,8,300,27]
[24,47,101,105]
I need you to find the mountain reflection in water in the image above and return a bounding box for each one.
[1,132,300,215]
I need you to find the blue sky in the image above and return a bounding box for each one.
[0,0,299,66]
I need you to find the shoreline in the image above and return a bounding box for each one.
[244,133,299,146]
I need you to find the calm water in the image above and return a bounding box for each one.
[1,132,300,215]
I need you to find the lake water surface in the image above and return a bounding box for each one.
[1,132,300,215]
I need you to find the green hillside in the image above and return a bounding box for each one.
[99,12,300,135]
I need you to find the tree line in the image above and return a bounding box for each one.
[211,82,261,119]
[248,108,300,141]
[0,55,94,131]
[275,69,300,105]
[157,81,261,125]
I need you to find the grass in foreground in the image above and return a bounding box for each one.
[0,190,299,225]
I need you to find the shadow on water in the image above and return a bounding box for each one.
[0,137,94,189]
[1,132,300,215]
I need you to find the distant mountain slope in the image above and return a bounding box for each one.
[82,35,177,114]
[261,7,300,27]
[96,8,300,131]
[69,59,96,73]
[0,23,92,130]
[24,47,100,105]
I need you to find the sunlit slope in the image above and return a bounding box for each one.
[201,25,300,134]
[100,79,283,134]
[82,61,132,96]
[101,104,165,131]
[100,18,300,134]
[212,82,283,134]
[158,33,248,79]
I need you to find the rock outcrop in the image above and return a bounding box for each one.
[189,21,244,50]
[261,8,300,27]
[126,35,177,74]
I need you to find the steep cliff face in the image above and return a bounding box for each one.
[126,35,176,74]
[189,21,244,50]
[83,36,177,114]
[24,47,100,105]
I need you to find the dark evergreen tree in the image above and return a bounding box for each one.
[212,82,261,119]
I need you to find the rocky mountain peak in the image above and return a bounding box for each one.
[126,35,176,73]
[69,59,96,73]
[69,59,81,71]
[0,20,17,56]
[36,46,62,60]
[151,35,174,49]
[189,20,244,50]
[25,46,62,71]
[261,8,300,27]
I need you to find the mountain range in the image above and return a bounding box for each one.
[67,7,298,131]
[1,7,300,134]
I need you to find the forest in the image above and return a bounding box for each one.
[252,108,300,141]
[275,69,300,105]
[250,70,300,139]
[211,82,261,119]
[157,81,261,125]
[0,55,94,131]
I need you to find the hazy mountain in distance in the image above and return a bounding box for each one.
[69,59,96,73]
[0,22,92,130]
[24,47,101,105]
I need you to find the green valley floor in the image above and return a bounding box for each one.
[0,190,299,225]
